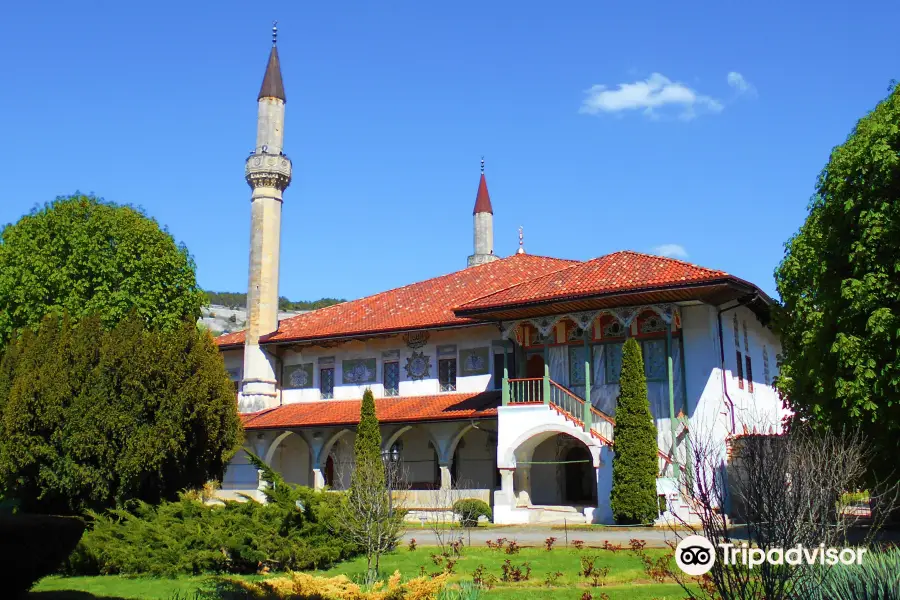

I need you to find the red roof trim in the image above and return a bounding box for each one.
[240,391,501,430]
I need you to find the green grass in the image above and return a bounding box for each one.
[33,547,685,599]
[31,574,217,599]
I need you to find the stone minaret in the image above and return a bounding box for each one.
[240,23,292,413]
[467,158,498,267]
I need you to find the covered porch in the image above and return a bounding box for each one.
[221,391,501,519]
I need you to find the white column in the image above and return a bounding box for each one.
[313,467,325,491]
[515,466,532,506]
[439,463,452,491]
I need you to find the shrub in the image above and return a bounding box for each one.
[66,486,357,576]
[0,513,85,597]
[452,498,491,527]
[797,549,900,600]
[216,570,450,599]
[544,536,557,551]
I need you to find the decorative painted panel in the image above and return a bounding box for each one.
[639,312,667,334]
[342,358,377,384]
[382,349,400,361]
[459,347,490,375]
[605,343,624,384]
[283,363,314,389]
[603,320,626,338]
[568,346,586,385]
[319,356,335,368]
[642,339,667,381]
[405,351,431,380]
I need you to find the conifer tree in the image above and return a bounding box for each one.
[610,338,659,524]
[351,388,385,491]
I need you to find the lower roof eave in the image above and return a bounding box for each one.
[242,413,499,432]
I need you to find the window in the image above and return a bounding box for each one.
[743,321,750,353]
[642,339,667,381]
[733,314,740,348]
[763,346,770,385]
[383,361,399,397]
[493,353,505,390]
[439,358,457,392]
[735,351,744,390]
[745,355,754,393]
[320,367,335,399]
[605,343,624,384]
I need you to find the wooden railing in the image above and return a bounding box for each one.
[507,377,543,403]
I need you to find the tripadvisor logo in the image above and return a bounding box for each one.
[675,535,716,576]
[675,535,869,575]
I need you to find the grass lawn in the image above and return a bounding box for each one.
[33,547,689,599]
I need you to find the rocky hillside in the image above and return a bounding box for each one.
[200,305,305,337]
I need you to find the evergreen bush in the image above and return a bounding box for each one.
[609,338,659,524]
[452,498,492,527]
[65,457,357,576]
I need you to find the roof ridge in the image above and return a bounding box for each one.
[268,253,576,331]
[455,259,582,310]
[601,250,730,275]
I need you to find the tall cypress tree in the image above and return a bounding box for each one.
[351,388,384,491]
[610,338,659,524]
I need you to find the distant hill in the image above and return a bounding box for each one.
[200,292,345,337]
[204,291,345,312]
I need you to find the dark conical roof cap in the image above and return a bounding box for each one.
[258,45,286,102]
[474,173,493,214]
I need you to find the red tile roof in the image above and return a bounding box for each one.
[473,173,493,214]
[241,391,501,430]
[215,253,576,348]
[455,251,733,313]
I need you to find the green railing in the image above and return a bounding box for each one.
[502,366,618,441]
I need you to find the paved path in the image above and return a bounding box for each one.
[401,525,682,548]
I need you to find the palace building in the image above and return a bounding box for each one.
[215,29,783,524]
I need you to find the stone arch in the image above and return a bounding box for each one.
[501,423,601,469]
[266,430,312,486]
[317,429,352,468]
[264,430,296,465]
[383,425,414,456]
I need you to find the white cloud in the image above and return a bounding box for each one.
[727,71,756,96]
[653,244,689,259]
[579,73,723,120]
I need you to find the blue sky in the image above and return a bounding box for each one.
[1,1,897,302]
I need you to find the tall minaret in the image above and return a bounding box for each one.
[240,22,292,413]
[467,158,498,267]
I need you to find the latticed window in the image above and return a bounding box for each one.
[438,359,457,392]
[733,314,740,348]
[642,339,667,381]
[605,343,624,384]
[320,368,335,399]
[383,361,399,397]
[743,321,750,353]
[763,346,770,385]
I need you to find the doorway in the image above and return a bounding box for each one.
[564,445,595,504]
[526,354,545,379]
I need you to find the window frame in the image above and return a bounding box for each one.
[383,361,400,397]
[438,358,457,392]
[320,367,335,399]
[735,350,745,390]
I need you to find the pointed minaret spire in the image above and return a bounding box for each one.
[258,21,286,102]
[516,226,525,254]
[467,157,498,267]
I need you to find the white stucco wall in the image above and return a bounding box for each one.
[275,325,500,404]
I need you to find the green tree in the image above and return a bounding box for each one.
[343,389,404,585]
[610,338,659,524]
[0,194,205,344]
[0,312,241,515]
[774,83,900,483]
